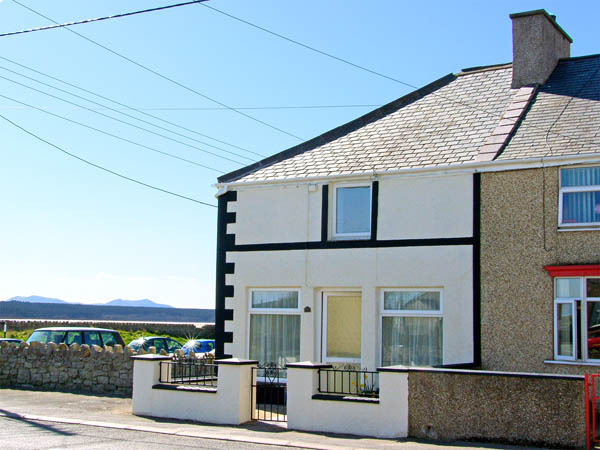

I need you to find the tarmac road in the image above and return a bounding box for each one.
[0,415,291,450]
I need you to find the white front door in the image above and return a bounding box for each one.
[321,292,362,363]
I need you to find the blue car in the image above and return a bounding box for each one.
[182,339,215,358]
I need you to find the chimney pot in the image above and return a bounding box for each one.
[510,9,572,88]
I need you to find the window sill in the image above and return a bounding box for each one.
[544,359,600,367]
[558,227,600,232]
[331,235,371,241]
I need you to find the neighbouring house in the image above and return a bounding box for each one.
[213,9,600,377]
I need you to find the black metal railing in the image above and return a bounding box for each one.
[318,368,379,398]
[159,360,218,387]
[251,364,287,422]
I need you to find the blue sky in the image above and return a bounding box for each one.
[0,1,597,309]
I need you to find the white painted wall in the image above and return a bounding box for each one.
[287,363,408,438]
[378,174,473,239]
[224,172,474,367]
[227,245,473,368]
[132,357,255,425]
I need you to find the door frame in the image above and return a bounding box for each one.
[320,290,362,364]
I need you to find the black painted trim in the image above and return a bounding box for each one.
[224,309,233,321]
[370,181,379,241]
[223,332,233,343]
[376,366,584,380]
[215,191,237,360]
[230,236,474,252]
[153,384,217,393]
[312,393,379,404]
[321,184,328,242]
[218,74,456,183]
[473,173,481,367]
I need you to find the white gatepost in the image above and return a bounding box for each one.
[214,358,258,424]
[377,365,409,438]
[286,361,333,431]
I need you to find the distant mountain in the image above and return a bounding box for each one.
[104,299,173,308]
[7,295,69,304]
[4,295,174,308]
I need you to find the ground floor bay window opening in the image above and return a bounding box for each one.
[554,277,600,362]
[381,289,443,367]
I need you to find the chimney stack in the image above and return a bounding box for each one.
[510,9,572,88]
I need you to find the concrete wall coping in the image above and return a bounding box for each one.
[377,365,585,380]
[286,361,333,369]
[215,358,258,365]
[130,354,172,361]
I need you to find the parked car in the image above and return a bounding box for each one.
[127,336,182,354]
[0,338,23,345]
[182,339,215,358]
[25,327,125,347]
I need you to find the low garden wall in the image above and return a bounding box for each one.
[0,340,134,396]
[406,367,585,448]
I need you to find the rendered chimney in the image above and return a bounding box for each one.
[510,9,572,88]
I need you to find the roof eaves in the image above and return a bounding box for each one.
[217,72,457,183]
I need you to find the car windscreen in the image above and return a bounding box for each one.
[26,330,66,344]
[128,339,143,350]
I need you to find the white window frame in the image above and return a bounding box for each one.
[247,288,302,364]
[380,288,444,367]
[558,166,600,228]
[553,277,600,363]
[321,291,362,364]
[332,183,372,239]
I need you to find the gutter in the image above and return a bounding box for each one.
[214,151,600,194]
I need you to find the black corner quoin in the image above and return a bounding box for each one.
[215,190,237,360]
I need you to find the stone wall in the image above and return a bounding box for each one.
[1,320,213,339]
[0,340,134,396]
[480,167,600,374]
[407,368,585,448]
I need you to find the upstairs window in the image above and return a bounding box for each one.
[559,166,600,227]
[333,184,371,238]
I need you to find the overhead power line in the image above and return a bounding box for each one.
[0,0,209,38]
[199,3,600,149]
[0,91,226,173]
[0,112,218,207]
[0,70,250,165]
[11,0,305,141]
[0,55,265,158]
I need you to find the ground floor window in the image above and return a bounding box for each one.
[249,290,301,367]
[381,289,443,366]
[554,277,600,361]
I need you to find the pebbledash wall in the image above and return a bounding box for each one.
[218,172,477,369]
[481,167,600,374]
[0,341,134,396]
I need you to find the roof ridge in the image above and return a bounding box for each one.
[458,62,512,76]
[218,73,457,183]
[558,53,600,62]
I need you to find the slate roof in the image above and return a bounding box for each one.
[498,55,600,160]
[219,55,600,184]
